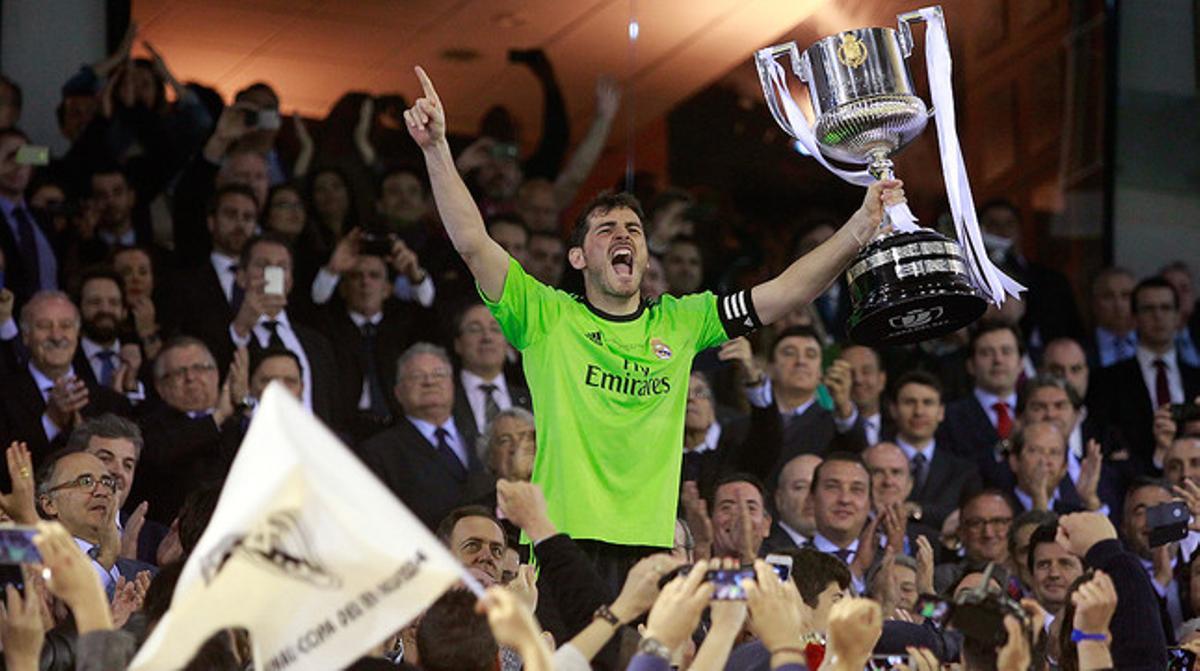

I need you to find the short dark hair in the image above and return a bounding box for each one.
[1090,266,1134,296]
[959,486,1016,517]
[706,472,767,516]
[78,266,127,303]
[451,299,488,337]
[968,319,1025,358]
[66,413,144,456]
[416,589,497,671]
[435,505,503,546]
[1123,476,1174,521]
[88,162,130,191]
[810,451,869,493]
[1007,509,1057,561]
[249,346,304,380]
[569,191,645,249]
[238,232,293,272]
[769,325,823,362]
[891,370,943,404]
[155,335,216,381]
[1017,374,1082,414]
[233,82,279,108]
[35,446,85,501]
[1026,522,1060,574]
[781,548,852,607]
[208,182,260,215]
[1131,276,1179,314]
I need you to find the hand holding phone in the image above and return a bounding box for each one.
[263,266,285,296]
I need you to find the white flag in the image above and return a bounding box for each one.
[130,383,468,671]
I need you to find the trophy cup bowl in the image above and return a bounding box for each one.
[757,9,987,346]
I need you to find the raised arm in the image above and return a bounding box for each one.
[751,180,903,326]
[404,66,510,300]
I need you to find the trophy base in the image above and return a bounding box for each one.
[844,230,987,346]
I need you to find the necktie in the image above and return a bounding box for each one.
[434,427,467,481]
[479,383,501,425]
[360,322,388,419]
[1154,359,1171,408]
[13,207,42,288]
[228,263,244,313]
[263,320,286,350]
[911,452,929,492]
[96,350,117,388]
[993,402,1013,440]
[833,548,853,565]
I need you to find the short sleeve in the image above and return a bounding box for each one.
[676,291,730,352]
[480,257,567,350]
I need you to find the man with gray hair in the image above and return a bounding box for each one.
[358,342,491,530]
[0,290,129,462]
[480,406,536,482]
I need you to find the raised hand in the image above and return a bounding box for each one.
[390,239,426,283]
[404,66,445,150]
[355,97,377,165]
[643,559,714,653]
[823,358,855,419]
[825,597,883,670]
[1072,570,1117,638]
[595,77,621,121]
[850,179,904,247]
[119,501,149,562]
[0,442,37,525]
[496,480,557,543]
[505,564,538,612]
[475,586,551,668]
[849,513,881,580]
[680,480,713,560]
[0,583,44,671]
[914,535,935,596]
[743,560,808,653]
[1055,511,1117,558]
[610,553,685,624]
[1077,439,1103,511]
[718,337,764,384]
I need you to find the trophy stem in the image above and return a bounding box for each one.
[867,149,895,181]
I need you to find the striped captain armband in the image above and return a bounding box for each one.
[717,289,761,338]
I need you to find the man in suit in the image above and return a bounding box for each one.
[64,166,159,271]
[938,321,1024,468]
[805,451,877,593]
[169,183,259,364]
[452,302,532,437]
[76,268,147,405]
[1090,277,1200,468]
[765,453,822,552]
[862,441,951,544]
[841,344,890,446]
[0,291,130,463]
[228,233,344,427]
[1163,435,1200,487]
[67,413,168,566]
[746,325,866,462]
[708,472,772,559]
[888,370,980,528]
[1087,266,1138,368]
[1007,420,1097,515]
[357,342,491,531]
[1162,261,1200,367]
[0,128,59,311]
[135,336,243,525]
[435,505,508,588]
[35,449,154,595]
[932,488,1017,594]
[1122,477,1189,643]
[318,253,425,440]
[680,340,782,497]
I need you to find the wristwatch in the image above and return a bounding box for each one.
[235,395,257,415]
[593,604,621,627]
[637,636,671,660]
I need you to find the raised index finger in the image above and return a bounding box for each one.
[414,66,440,104]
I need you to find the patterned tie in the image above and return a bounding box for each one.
[479,383,501,425]
[263,320,286,350]
[228,263,244,313]
[434,427,467,481]
[1154,359,1171,408]
[13,207,42,287]
[96,350,117,388]
[993,402,1013,440]
[360,322,388,419]
[911,452,929,492]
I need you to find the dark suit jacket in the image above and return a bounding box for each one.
[357,416,491,531]
[134,404,243,524]
[1010,478,1087,515]
[937,394,1003,479]
[681,403,783,499]
[909,445,981,529]
[1088,356,1200,468]
[0,206,58,312]
[167,262,236,367]
[450,372,534,442]
[776,402,868,469]
[0,364,132,467]
[1086,539,1168,670]
[761,520,804,555]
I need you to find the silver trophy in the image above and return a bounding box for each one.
[756,7,987,345]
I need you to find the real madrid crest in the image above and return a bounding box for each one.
[837,33,868,68]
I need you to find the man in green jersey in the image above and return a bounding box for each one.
[403,67,904,579]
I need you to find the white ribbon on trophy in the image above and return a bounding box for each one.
[758,8,1024,306]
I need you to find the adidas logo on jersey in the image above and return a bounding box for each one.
[585,331,604,346]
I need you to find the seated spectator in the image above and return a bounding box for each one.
[451,302,531,438]
[1165,435,1200,486]
[526,230,565,287]
[1162,260,1200,367]
[0,128,60,309]
[887,371,980,528]
[436,505,506,587]
[357,342,491,530]
[36,448,154,595]
[934,488,1017,594]
[805,451,878,590]
[764,453,821,552]
[707,472,771,560]
[76,268,146,403]
[1026,522,1082,618]
[840,344,889,445]
[862,441,941,545]
[663,236,704,296]
[0,290,130,461]
[1008,420,1099,515]
[938,321,1024,465]
[248,346,304,403]
[1086,266,1138,368]
[111,245,168,360]
[134,336,243,524]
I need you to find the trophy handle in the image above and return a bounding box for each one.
[897,5,942,57]
[754,42,807,138]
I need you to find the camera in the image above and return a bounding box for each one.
[1171,403,1200,424]
[242,108,282,131]
[1148,500,1191,548]
[947,563,1030,648]
[360,232,397,257]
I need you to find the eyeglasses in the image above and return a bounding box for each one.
[961,516,1012,532]
[401,370,451,384]
[47,473,117,494]
[159,362,217,383]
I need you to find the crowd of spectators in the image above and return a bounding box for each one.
[0,22,1198,671]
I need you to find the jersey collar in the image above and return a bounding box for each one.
[578,295,647,322]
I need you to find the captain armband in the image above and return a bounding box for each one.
[717,289,762,338]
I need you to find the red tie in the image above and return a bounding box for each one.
[1154,359,1171,408]
[994,402,1013,440]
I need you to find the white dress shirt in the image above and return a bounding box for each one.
[861,411,882,446]
[30,362,75,442]
[409,416,468,468]
[685,422,722,455]
[73,537,119,593]
[229,311,314,411]
[348,311,384,410]
[460,369,513,432]
[210,251,239,305]
[310,266,435,308]
[896,437,936,467]
[1136,345,1184,410]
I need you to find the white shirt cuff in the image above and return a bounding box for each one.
[834,406,860,433]
[229,324,253,349]
[311,267,340,305]
[394,275,435,307]
[42,413,61,443]
[745,377,773,408]
[0,318,16,341]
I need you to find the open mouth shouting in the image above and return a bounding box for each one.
[610,244,635,278]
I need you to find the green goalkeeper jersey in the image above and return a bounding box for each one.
[483,258,731,547]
